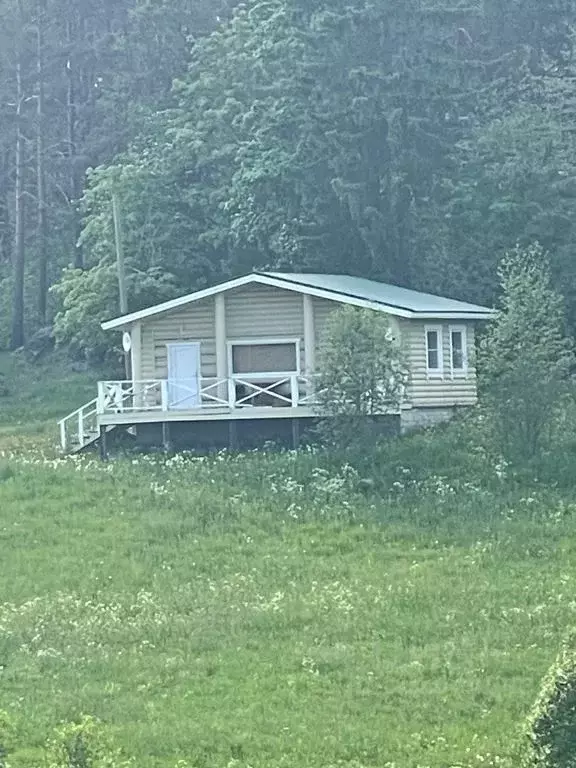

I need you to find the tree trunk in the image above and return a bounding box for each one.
[37,0,48,323]
[0,150,11,267]
[10,49,26,351]
[66,15,83,268]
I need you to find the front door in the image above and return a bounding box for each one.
[167,343,201,409]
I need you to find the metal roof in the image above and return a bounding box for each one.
[102,271,494,330]
[263,273,494,316]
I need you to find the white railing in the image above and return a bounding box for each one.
[58,376,325,452]
[58,398,99,452]
[96,375,322,415]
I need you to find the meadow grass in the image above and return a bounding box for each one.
[0,351,97,436]
[0,355,575,767]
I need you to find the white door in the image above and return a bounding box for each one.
[167,343,201,409]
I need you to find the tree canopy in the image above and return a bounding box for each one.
[1,0,576,356]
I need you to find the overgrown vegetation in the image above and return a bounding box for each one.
[0,354,576,767]
[1,428,576,767]
[480,244,575,461]
[524,633,576,768]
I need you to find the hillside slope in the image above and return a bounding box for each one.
[0,354,574,767]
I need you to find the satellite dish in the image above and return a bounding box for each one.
[122,332,132,353]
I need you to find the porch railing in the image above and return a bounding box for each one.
[58,398,99,452]
[96,375,322,416]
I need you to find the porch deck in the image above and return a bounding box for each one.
[58,375,321,452]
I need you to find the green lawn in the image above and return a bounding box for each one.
[0,350,97,434]
[0,354,574,767]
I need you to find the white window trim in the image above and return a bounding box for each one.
[425,325,444,378]
[227,338,301,380]
[449,325,468,378]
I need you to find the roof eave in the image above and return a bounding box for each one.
[100,272,418,329]
[413,311,496,321]
[100,271,495,330]
[101,273,262,330]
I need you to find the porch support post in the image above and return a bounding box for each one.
[303,293,315,396]
[162,422,172,453]
[228,420,238,451]
[131,321,143,407]
[160,380,169,411]
[130,322,142,383]
[215,293,227,403]
[292,418,301,451]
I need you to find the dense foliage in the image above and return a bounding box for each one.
[524,633,576,768]
[2,0,576,357]
[480,243,575,460]
[0,0,237,348]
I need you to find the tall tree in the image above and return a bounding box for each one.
[10,0,28,350]
[480,243,575,460]
[36,0,48,322]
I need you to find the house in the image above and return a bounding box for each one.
[58,272,494,453]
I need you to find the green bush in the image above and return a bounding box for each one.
[480,243,575,462]
[524,633,576,768]
[45,715,135,768]
[0,710,16,768]
[315,306,409,449]
[0,463,14,483]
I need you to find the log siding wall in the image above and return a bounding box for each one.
[137,285,478,408]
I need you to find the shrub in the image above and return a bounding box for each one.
[315,306,409,449]
[0,463,14,483]
[523,632,576,768]
[45,715,134,768]
[0,710,16,768]
[479,243,575,462]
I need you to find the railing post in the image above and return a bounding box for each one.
[291,375,299,407]
[228,378,236,409]
[309,373,316,395]
[97,382,105,414]
[160,380,169,411]
[78,409,84,447]
[59,421,67,452]
[134,379,143,410]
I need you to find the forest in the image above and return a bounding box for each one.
[0,0,575,359]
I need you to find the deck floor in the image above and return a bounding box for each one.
[97,405,317,427]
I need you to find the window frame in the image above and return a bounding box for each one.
[227,337,301,381]
[449,325,468,378]
[425,325,444,378]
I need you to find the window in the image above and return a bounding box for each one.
[425,326,443,375]
[450,326,468,375]
[229,340,300,378]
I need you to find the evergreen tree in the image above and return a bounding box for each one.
[480,243,575,460]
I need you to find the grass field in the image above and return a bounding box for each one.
[0,353,575,767]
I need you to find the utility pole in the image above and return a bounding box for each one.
[112,190,128,315]
[10,1,27,350]
[112,190,131,378]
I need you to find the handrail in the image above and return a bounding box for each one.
[96,377,321,413]
[57,397,98,427]
[58,397,99,452]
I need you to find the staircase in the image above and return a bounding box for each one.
[58,398,102,453]
[59,400,134,454]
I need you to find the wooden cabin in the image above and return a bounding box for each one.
[58,272,494,453]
